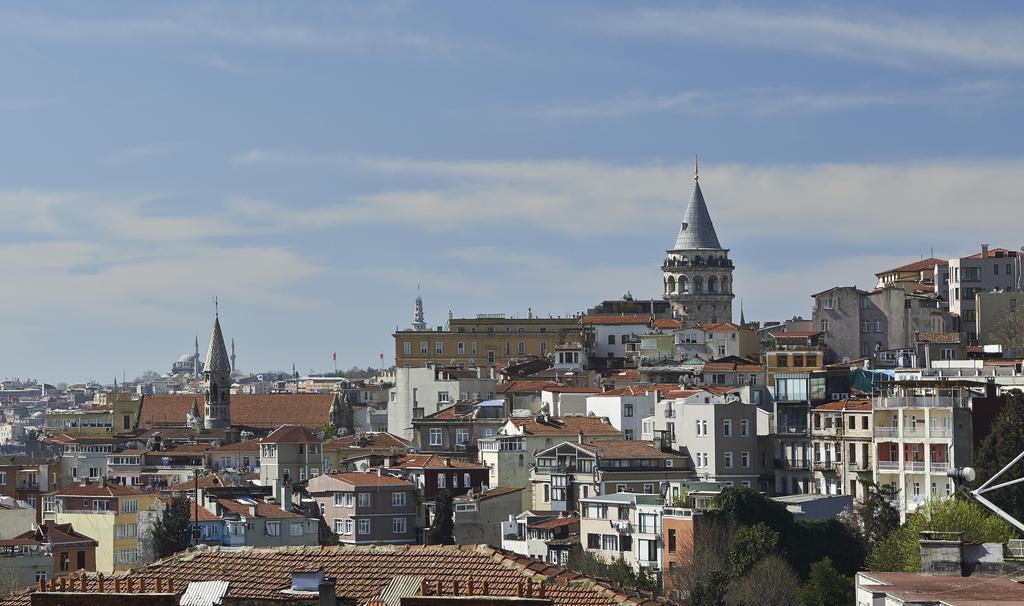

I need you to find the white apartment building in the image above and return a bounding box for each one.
[580,493,664,576]
[586,388,657,440]
[387,365,497,441]
[872,383,974,520]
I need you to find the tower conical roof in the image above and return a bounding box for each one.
[203,316,231,373]
[673,181,722,250]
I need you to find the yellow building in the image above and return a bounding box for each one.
[44,396,142,438]
[393,314,581,369]
[46,480,160,573]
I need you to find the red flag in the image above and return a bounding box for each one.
[332,352,337,361]
[379,352,384,360]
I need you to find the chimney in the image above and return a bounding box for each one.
[80,477,88,487]
[443,457,452,467]
[982,244,989,258]
[577,431,584,444]
[318,578,337,606]
[100,477,107,488]
[282,483,293,512]
[919,531,964,575]
[249,504,258,517]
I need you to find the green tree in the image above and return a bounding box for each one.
[974,389,1024,523]
[727,554,799,606]
[319,423,337,440]
[688,569,730,606]
[857,483,901,548]
[426,490,454,545]
[152,496,193,558]
[867,497,1016,572]
[727,523,779,579]
[796,558,854,606]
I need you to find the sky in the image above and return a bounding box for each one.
[2,1,1024,383]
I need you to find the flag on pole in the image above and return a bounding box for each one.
[379,352,384,361]
[332,352,337,361]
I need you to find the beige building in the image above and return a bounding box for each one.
[810,399,874,501]
[393,312,580,370]
[976,291,1021,348]
[452,486,525,547]
[580,493,665,576]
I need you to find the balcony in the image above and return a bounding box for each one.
[876,395,969,409]
[775,458,810,470]
[903,428,926,438]
[874,427,899,438]
[535,464,579,474]
[812,461,837,472]
[776,425,809,435]
[609,520,632,533]
[663,507,695,519]
[930,428,953,438]
[905,461,925,472]
[877,461,900,472]
[930,461,950,472]
[16,481,40,491]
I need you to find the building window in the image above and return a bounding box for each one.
[403,342,412,356]
[435,342,443,355]
[457,342,465,355]
[393,517,407,534]
[718,345,726,357]
[741,451,750,468]
[429,428,443,446]
[624,429,634,440]
[822,298,833,310]
[455,428,469,444]
[723,420,732,437]
[724,452,733,468]
[862,321,870,333]
[487,351,495,364]
[608,335,616,345]
[543,484,550,502]
[344,519,353,534]
[420,342,428,355]
[875,320,882,333]
[821,320,829,332]
[602,535,618,551]
[333,518,344,534]
[616,484,628,493]
[122,499,138,513]
[588,533,600,549]
[358,519,371,535]
[437,474,446,489]
[357,493,371,508]
[624,404,634,417]
[290,522,304,536]
[740,419,749,437]
[437,391,450,403]
[265,521,281,537]
[392,492,406,507]
[464,473,471,487]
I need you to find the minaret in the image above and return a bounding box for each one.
[193,335,200,376]
[411,287,427,331]
[203,302,232,430]
[740,300,746,326]
[662,158,735,324]
[231,338,237,373]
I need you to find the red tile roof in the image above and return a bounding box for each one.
[207,439,261,453]
[262,424,321,444]
[581,315,650,325]
[216,498,304,519]
[324,472,414,488]
[812,398,872,412]
[966,247,1019,259]
[0,545,672,606]
[455,486,524,502]
[528,512,580,530]
[138,393,339,429]
[916,332,961,344]
[572,440,669,460]
[698,322,741,332]
[497,381,559,394]
[391,455,488,470]
[323,432,410,452]
[543,386,604,394]
[652,319,681,330]
[506,415,621,437]
[53,481,145,498]
[876,257,947,275]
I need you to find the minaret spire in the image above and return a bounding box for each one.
[740,299,746,326]
[694,155,699,182]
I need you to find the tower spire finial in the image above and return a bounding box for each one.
[694,155,699,182]
[214,296,219,318]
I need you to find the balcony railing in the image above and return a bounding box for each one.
[874,427,899,438]
[877,461,900,471]
[903,428,926,438]
[905,461,925,472]
[663,507,695,518]
[877,395,969,409]
[930,462,950,472]
[930,428,953,438]
[775,458,810,470]
[16,482,40,491]
[776,425,809,435]
[812,461,837,472]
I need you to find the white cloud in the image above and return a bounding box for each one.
[541,81,1020,119]
[589,7,1024,68]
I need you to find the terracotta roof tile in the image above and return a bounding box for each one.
[455,486,524,502]
[323,472,414,488]
[497,381,559,394]
[53,481,145,498]
[876,257,947,275]
[652,319,681,329]
[528,512,580,530]
[916,332,961,344]
[542,386,604,394]
[581,315,650,325]
[507,416,621,437]
[139,393,339,430]
[262,424,321,444]
[216,498,304,519]
[391,455,488,470]
[812,398,872,412]
[0,544,674,606]
[698,322,741,332]
[323,432,410,452]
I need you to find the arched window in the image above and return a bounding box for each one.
[694,255,703,266]
[693,276,704,293]
[679,276,689,293]
[666,276,676,295]
[708,276,718,293]
[721,277,730,294]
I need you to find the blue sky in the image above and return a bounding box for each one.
[2,1,1024,382]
